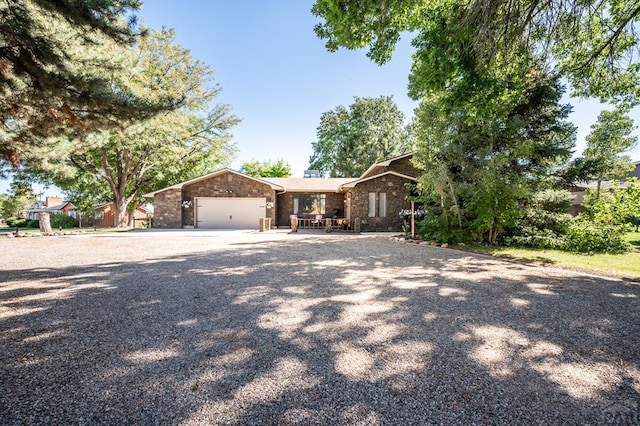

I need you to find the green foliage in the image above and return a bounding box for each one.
[50,214,78,229]
[0,0,171,167]
[6,217,28,228]
[21,29,239,228]
[586,178,640,227]
[504,190,574,249]
[240,159,291,177]
[413,68,576,244]
[309,96,414,177]
[312,0,640,105]
[579,108,637,196]
[0,182,35,219]
[564,218,629,253]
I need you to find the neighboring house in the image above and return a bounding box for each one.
[24,196,77,220]
[144,152,420,232]
[570,161,640,215]
[93,203,151,228]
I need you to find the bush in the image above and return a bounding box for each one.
[50,214,78,229]
[6,217,27,228]
[563,219,629,253]
[26,219,39,228]
[504,227,566,250]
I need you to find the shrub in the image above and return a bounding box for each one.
[503,189,573,249]
[6,217,27,227]
[50,214,78,229]
[563,219,629,253]
[26,219,39,228]
[504,226,565,250]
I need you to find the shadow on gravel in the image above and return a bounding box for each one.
[1,236,639,424]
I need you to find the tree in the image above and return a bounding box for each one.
[312,0,640,105]
[309,96,413,177]
[240,159,291,177]
[0,182,35,219]
[582,108,637,198]
[413,67,576,244]
[25,29,239,227]
[0,0,174,167]
[586,178,640,228]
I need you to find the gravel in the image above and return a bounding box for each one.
[1,229,639,425]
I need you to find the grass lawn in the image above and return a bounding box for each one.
[464,232,640,281]
[0,225,137,235]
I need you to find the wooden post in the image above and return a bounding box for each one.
[411,201,415,239]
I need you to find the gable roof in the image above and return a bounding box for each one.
[359,152,416,179]
[340,171,418,188]
[27,202,76,213]
[143,168,285,197]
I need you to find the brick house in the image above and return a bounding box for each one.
[24,196,77,220]
[144,153,420,232]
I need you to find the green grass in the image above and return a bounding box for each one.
[0,225,137,234]
[462,232,640,280]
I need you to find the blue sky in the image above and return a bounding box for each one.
[139,0,640,176]
[2,0,640,195]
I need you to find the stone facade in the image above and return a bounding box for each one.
[150,154,421,231]
[181,173,276,227]
[349,174,413,232]
[153,188,182,228]
[386,155,420,177]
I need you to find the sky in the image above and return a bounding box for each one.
[2,0,640,195]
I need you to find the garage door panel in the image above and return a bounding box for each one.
[196,197,265,229]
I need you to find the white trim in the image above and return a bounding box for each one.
[358,152,416,179]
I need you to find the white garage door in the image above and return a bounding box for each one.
[195,197,266,229]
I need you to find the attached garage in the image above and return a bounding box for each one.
[195,197,266,229]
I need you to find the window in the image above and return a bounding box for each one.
[293,194,326,215]
[378,193,387,217]
[368,192,376,217]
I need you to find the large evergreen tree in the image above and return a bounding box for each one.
[27,29,239,227]
[0,0,172,167]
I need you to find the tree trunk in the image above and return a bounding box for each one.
[39,211,53,234]
[114,199,128,228]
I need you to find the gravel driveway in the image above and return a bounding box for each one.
[1,229,639,425]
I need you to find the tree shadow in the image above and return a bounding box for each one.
[1,235,639,424]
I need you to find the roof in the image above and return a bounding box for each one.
[341,171,418,188]
[261,177,355,192]
[143,168,285,197]
[358,152,416,179]
[27,202,76,213]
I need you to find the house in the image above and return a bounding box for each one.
[93,203,151,228]
[24,196,77,220]
[144,152,420,232]
[570,161,640,215]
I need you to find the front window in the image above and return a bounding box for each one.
[293,194,326,215]
[368,192,376,217]
[378,193,387,217]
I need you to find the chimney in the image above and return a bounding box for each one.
[45,196,63,208]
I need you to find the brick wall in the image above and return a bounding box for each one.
[153,188,182,228]
[350,174,413,232]
[387,156,421,177]
[181,173,276,227]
